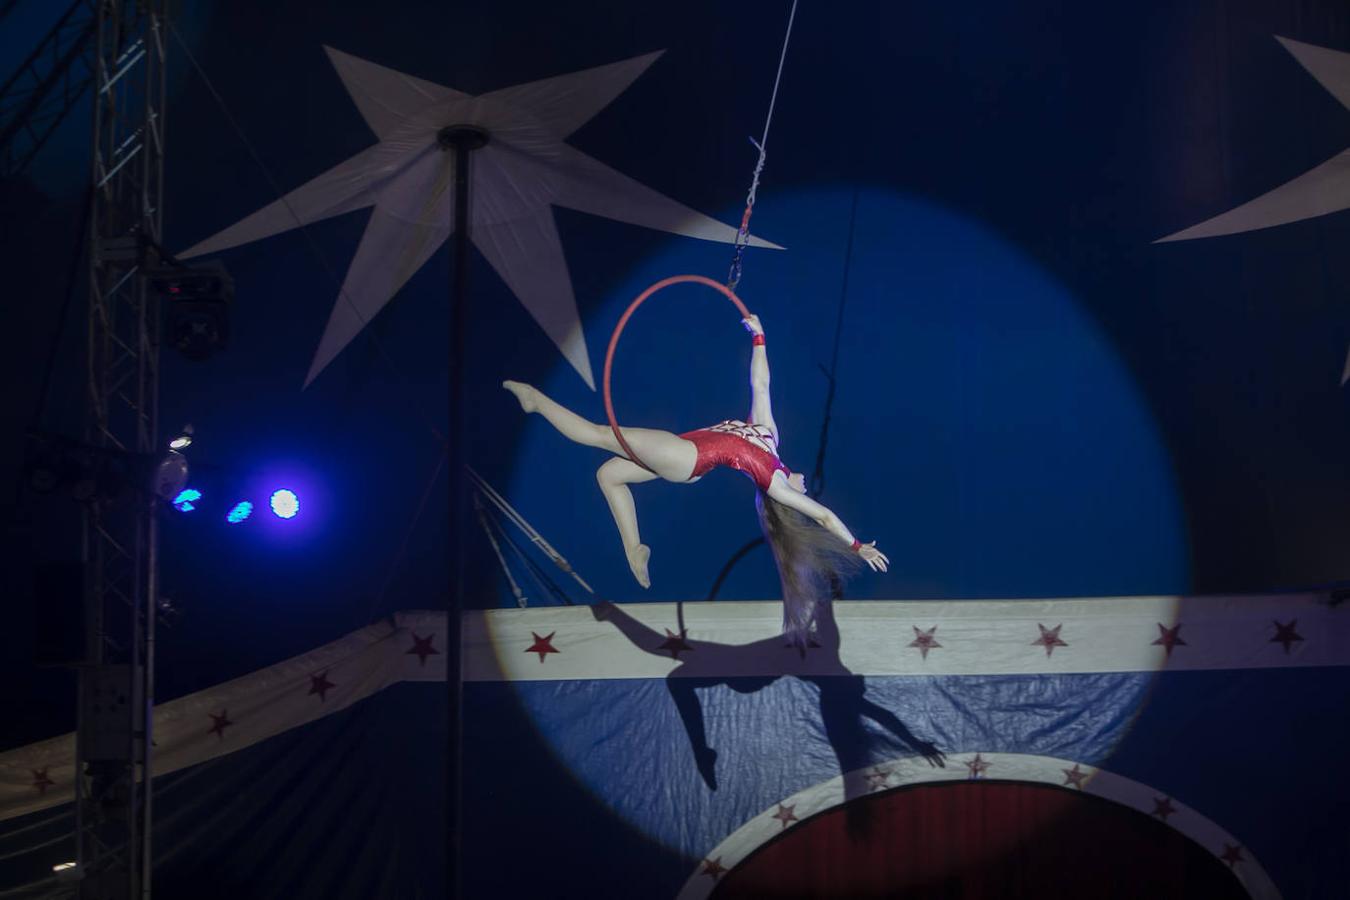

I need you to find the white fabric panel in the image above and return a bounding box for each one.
[543,143,784,249]
[323,45,466,139]
[1156,148,1350,241]
[178,146,380,258]
[306,199,451,386]
[473,204,595,389]
[482,51,665,140]
[176,47,781,389]
[1278,36,1350,110]
[1156,37,1350,243]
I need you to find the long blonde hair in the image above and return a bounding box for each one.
[755,490,863,646]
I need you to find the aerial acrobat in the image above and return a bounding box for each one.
[502,2,862,644]
[504,302,887,645]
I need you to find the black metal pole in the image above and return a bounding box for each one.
[437,123,486,900]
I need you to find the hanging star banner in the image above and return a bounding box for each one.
[179,48,781,388]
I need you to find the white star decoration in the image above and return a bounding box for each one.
[180,48,780,387]
[1156,36,1350,381]
[1158,37,1350,244]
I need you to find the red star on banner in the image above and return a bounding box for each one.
[31,768,54,795]
[964,753,991,780]
[771,804,798,828]
[701,857,727,880]
[656,628,693,660]
[1032,623,1068,657]
[1271,619,1304,654]
[308,671,336,702]
[863,767,892,792]
[1061,764,1089,790]
[407,632,439,666]
[1151,796,1176,821]
[208,710,233,740]
[909,625,942,660]
[1152,623,1187,657]
[525,631,560,663]
[1220,844,1245,868]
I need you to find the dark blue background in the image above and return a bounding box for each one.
[2,1,1349,892]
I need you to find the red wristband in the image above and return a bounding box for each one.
[751,334,766,346]
[850,539,862,552]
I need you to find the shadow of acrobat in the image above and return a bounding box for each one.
[591,598,945,833]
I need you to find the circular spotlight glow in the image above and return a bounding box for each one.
[171,488,201,512]
[226,501,254,524]
[269,489,299,519]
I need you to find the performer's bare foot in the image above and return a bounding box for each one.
[502,380,538,413]
[627,544,652,589]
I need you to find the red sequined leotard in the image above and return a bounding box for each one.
[679,420,790,492]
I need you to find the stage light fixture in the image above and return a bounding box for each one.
[269,489,299,519]
[169,425,194,450]
[151,261,233,360]
[226,501,254,524]
[172,488,201,512]
[155,451,189,502]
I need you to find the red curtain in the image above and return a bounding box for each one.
[713,781,1249,900]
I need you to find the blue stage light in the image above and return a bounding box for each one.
[172,488,201,512]
[270,489,299,519]
[226,501,254,524]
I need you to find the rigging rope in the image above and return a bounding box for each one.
[808,187,859,499]
[474,493,527,607]
[726,0,800,290]
[493,511,576,607]
[466,466,595,596]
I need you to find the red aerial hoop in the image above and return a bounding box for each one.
[602,274,752,472]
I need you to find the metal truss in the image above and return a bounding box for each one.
[0,0,97,179]
[78,1,166,897]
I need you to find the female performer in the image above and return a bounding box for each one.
[504,314,887,643]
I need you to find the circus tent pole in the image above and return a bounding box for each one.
[438,123,488,900]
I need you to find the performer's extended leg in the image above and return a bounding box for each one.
[597,457,658,587]
[504,381,696,482]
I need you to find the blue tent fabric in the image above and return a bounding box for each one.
[465,667,1350,898]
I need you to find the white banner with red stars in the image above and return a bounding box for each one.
[462,593,1347,683]
[0,611,446,824]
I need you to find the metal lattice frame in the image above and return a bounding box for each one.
[78,1,166,897]
[0,0,97,179]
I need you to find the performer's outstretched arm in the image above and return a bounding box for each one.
[743,314,778,442]
[766,475,890,572]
